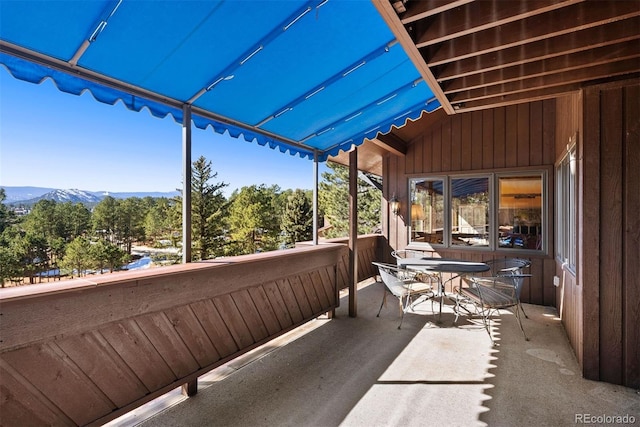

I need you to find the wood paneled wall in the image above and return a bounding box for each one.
[384,100,557,306]
[582,79,639,389]
[0,244,345,426]
[555,93,583,368]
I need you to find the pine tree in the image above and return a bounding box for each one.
[319,162,381,238]
[0,188,16,234]
[281,189,313,247]
[60,237,92,278]
[226,185,281,255]
[189,156,228,261]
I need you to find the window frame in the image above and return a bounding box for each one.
[555,142,577,272]
[449,173,492,250]
[408,176,447,246]
[407,170,548,255]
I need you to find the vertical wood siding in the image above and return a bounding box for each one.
[310,235,381,289]
[554,93,583,369]
[582,80,640,388]
[0,245,345,426]
[385,99,557,307]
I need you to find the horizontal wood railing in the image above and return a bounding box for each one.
[0,243,346,426]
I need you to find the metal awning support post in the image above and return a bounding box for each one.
[349,148,358,317]
[181,104,197,397]
[182,104,192,265]
[313,150,319,245]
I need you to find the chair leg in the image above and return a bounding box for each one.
[479,307,497,346]
[514,306,529,341]
[398,296,408,329]
[454,294,461,323]
[377,288,390,317]
[519,301,529,319]
[398,311,406,329]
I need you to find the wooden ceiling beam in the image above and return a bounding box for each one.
[425,1,640,66]
[414,0,581,48]
[450,58,640,103]
[371,132,408,156]
[444,41,640,94]
[400,0,474,24]
[372,0,456,115]
[453,83,583,112]
[436,17,640,81]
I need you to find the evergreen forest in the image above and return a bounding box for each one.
[0,158,381,287]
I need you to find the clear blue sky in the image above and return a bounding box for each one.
[0,70,327,195]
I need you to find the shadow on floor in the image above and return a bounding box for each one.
[112,280,639,427]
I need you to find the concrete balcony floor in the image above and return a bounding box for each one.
[110,280,639,427]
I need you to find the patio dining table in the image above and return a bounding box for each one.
[395,258,490,319]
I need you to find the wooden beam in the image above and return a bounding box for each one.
[414,0,581,48]
[425,2,640,66]
[436,17,640,82]
[371,132,408,156]
[581,85,602,381]
[400,0,474,24]
[451,58,640,104]
[453,83,582,112]
[443,40,640,94]
[182,380,197,397]
[372,0,455,114]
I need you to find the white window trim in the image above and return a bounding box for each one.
[555,142,577,272]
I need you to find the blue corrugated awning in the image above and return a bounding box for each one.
[0,0,440,161]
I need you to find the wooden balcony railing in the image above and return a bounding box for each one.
[0,243,348,426]
[298,234,383,289]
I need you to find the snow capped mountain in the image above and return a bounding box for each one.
[22,189,103,204]
[2,186,179,206]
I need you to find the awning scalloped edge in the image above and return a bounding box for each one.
[0,52,316,160]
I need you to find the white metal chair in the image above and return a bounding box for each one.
[457,275,529,345]
[483,258,531,318]
[372,262,436,329]
[391,249,425,263]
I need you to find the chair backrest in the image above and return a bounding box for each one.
[484,258,531,298]
[471,276,519,308]
[391,249,425,262]
[485,258,530,274]
[373,262,411,298]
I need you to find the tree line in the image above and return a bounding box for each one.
[0,157,381,287]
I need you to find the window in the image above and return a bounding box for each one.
[556,144,576,269]
[451,177,490,247]
[409,172,546,252]
[409,178,445,244]
[497,175,543,250]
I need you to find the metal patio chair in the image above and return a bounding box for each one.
[457,275,529,345]
[372,262,436,329]
[484,258,531,318]
[391,249,426,263]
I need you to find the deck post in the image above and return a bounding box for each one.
[181,104,196,396]
[313,150,319,245]
[182,104,192,264]
[182,380,198,397]
[349,148,358,317]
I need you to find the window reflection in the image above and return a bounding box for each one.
[409,179,444,244]
[451,177,490,247]
[498,176,543,250]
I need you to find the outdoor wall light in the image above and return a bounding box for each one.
[389,195,400,216]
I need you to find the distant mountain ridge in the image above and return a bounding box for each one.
[1,186,178,205]
[31,188,102,204]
